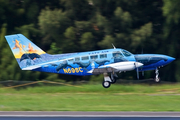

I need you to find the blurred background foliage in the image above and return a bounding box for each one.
[0,0,179,82]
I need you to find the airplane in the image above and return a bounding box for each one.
[5,34,175,88]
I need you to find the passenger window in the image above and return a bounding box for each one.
[81,56,89,60]
[90,55,98,59]
[68,58,74,62]
[75,57,80,61]
[112,51,123,58]
[121,50,132,57]
[100,54,107,59]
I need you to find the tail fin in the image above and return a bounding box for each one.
[5,34,46,69]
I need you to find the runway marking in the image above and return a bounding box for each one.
[0,115,180,117]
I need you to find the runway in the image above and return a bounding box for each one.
[1,111,180,117]
[0,111,180,120]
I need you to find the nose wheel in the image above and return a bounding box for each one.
[155,68,160,82]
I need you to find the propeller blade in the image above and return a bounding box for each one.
[136,67,139,79]
[135,62,140,79]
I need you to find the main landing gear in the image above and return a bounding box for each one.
[102,73,118,88]
[154,68,160,82]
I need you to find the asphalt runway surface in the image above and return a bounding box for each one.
[0,111,180,120]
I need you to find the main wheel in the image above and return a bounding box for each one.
[102,81,111,88]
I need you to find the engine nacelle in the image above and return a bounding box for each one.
[98,61,143,71]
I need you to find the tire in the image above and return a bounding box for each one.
[102,81,111,88]
[154,77,160,83]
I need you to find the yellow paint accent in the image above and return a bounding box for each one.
[68,68,71,73]
[14,50,46,58]
[63,67,83,74]
[79,67,83,72]
[12,39,46,58]
[71,68,75,73]
[75,68,79,73]
[63,68,68,73]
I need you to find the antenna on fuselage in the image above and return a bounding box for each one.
[112,43,116,49]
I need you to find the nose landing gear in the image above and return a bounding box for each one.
[155,68,160,82]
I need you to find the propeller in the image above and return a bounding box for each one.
[134,62,139,79]
[141,48,144,77]
[134,48,144,79]
[134,62,143,79]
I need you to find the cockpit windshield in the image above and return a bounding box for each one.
[121,49,132,57]
[112,51,124,58]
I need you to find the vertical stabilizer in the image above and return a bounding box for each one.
[5,34,46,69]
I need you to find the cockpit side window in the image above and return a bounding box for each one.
[121,50,132,57]
[112,51,123,58]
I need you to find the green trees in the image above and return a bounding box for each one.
[0,0,178,82]
[162,0,180,81]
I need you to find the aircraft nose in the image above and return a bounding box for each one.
[168,56,175,62]
[163,56,175,65]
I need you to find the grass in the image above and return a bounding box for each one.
[0,83,180,111]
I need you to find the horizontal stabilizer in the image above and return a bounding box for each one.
[22,65,41,70]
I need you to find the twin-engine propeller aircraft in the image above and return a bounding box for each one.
[5,34,175,88]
